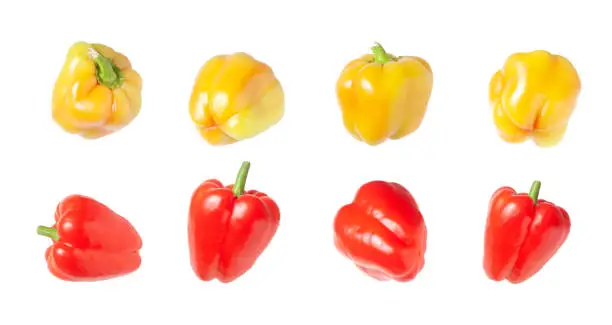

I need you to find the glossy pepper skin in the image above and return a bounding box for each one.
[333,181,427,281]
[484,181,571,284]
[52,42,143,139]
[336,43,433,146]
[37,195,142,281]
[189,53,284,145]
[188,161,280,283]
[489,50,581,147]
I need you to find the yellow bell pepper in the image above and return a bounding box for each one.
[336,43,433,146]
[489,50,581,147]
[52,42,143,139]
[189,52,284,145]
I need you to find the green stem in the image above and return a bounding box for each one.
[88,47,123,88]
[233,161,251,197]
[529,180,542,203]
[371,42,392,64]
[37,226,59,241]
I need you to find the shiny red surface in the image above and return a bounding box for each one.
[188,180,280,283]
[334,181,427,282]
[44,195,142,281]
[484,186,571,283]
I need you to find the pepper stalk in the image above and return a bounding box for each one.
[37,226,59,241]
[88,47,124,89]
[371,42,396,64]
[529,180,542,204]
[233,161,251,197]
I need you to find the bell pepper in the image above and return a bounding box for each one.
[189,53,284,145]
[52,42,143,139]
[188,161,280,283]
[489,50,581,147]
[336,43,433,146]
[484,181,571,284]
[333,181,427,281]
[37,195,142,281]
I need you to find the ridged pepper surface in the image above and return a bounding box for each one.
[52,42,142,139]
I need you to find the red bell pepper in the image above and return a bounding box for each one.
[333,181,427,282]
[37,195,142,281]
[188,161,280,283]
[484,180,571,283]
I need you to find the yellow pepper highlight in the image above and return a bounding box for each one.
[489,50,581,147]
[52,42,142,139]
[336,43,433,146]
[189,52,284,145]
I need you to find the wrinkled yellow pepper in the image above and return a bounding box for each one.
[52,42,143,139]
[189,52,284,145]
[336,43,433,146]
[489,50,581,147]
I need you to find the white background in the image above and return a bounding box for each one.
[0,0,610,324]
